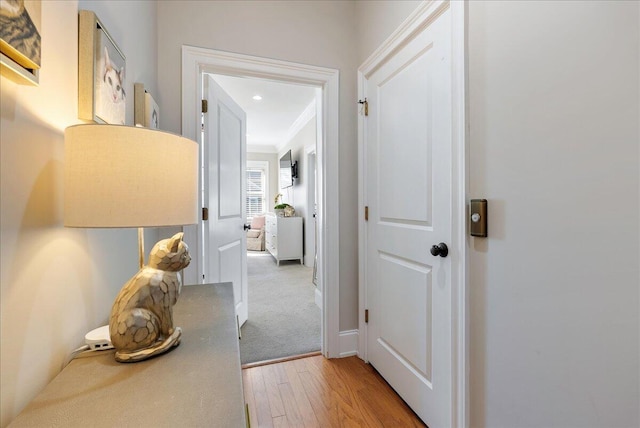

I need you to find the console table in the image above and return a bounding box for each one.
[9,283,247,427]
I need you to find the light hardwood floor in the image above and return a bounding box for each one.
[243,355,426,427]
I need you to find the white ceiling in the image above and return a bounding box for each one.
[211,74,317,153]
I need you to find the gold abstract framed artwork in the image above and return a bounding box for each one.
[78,10,126,124]
[0,0,41,85]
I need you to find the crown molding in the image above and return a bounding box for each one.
[276,100,316,153]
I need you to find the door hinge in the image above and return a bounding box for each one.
[202,207,209,221]
[358,98,368,116]
[365,206,369,221]
[365,309,369,323]
[202,99,208,113]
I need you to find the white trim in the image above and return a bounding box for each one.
[451,2,469,426]
[357,1,468,427]
[247,144,278,154]
[357,75,367,362]
[181,46,341,359]
[315,287,322,309]
[338,329,359,358]
[277,101,317,152]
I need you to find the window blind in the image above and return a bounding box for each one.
[247,167,265,219]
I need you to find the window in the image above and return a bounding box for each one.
[247,161,268,220]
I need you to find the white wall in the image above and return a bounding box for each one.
[467,2,639,426]
[357,0,639,427]
[157,0,360,330]
[278,118,316,266]
[0,1,158,425]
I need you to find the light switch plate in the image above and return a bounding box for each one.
[470,199,487,237]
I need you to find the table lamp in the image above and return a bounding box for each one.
[64,124,198,362]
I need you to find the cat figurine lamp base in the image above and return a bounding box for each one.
[109,232,191,363]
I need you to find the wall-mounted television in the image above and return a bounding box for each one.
[279,150,297,189]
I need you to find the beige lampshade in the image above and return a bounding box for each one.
[64,124,198,228]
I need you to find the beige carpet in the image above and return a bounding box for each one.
[239,252,321,364]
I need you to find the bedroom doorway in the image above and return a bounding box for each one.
[181,46,340,359]
[210,73,320,364]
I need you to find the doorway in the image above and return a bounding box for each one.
[211,73,321,364]
[181,46,341,358]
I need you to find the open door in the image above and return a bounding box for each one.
[203,74,248,326]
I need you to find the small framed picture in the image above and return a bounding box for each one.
[78,10,126,124]
[134,83,159,129]
[0,0,41,85]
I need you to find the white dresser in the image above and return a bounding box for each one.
[265,213,303,265]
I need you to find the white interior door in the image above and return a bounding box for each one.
[364,6,453,427]
[204,75,248,326]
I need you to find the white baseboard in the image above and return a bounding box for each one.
[315,288,322,309]
[338,329,359,357]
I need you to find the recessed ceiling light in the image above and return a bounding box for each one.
[252,95,262,101]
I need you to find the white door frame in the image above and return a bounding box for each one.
[357,1,468,426]
[182,46,341,358]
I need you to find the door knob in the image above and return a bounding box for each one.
[243,224,251,231]
[430,243,449,258]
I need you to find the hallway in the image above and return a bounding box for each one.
[243,355,425,427]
